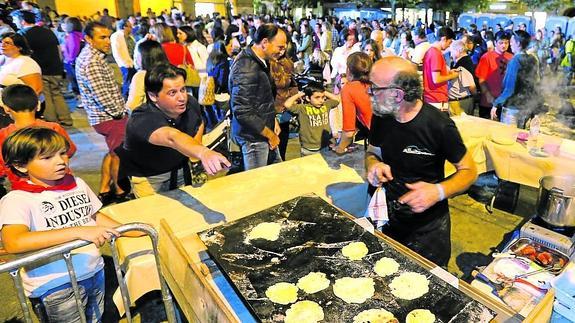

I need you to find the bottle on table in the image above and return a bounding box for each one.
[528,114,541,151]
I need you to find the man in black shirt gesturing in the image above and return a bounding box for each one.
[118,64,230,198]
[366,56,477,267]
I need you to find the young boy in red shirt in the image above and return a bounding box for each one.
[0,84,76,196]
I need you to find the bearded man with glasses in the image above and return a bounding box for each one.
[365,56,477,267]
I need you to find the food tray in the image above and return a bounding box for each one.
[506,237,570,273]
[199,195,494,322]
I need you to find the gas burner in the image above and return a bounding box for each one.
[530,216,575,238]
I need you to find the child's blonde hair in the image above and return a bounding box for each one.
[2,127,69,177]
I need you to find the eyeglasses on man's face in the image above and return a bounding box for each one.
[367,83,403,97]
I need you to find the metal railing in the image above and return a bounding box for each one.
[0,223,177,323]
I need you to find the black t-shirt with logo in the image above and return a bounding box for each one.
[120,96,203,177]
[369,103,467,224]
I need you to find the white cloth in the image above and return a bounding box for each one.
[110,30,134,68]
[0,178,104,297]
[329,101,343,137]
[330,45,359,78]
[448,66,475,99]
[187,40,209,77]
[126,70,146,110]
[429,102,450,111]
[411,41,432,66]
[364,187,389,228]
[0,55,41,86]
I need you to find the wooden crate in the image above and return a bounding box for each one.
[159,219,240,323]
[523,289,555,323]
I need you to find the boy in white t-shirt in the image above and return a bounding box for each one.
[0,127,139,322]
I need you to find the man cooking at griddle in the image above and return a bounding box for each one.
[365,56,477,267]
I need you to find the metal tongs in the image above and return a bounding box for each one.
[514,263,563,279]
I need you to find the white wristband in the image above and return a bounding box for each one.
[436,183,445,201]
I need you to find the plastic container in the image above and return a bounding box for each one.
[501,107,519,127]
[529,115,541,139]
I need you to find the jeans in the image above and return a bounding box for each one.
[120,67,137,98]
[31,269,105,323]
[240,141,282,171]
[64,62,79,94]
[564,66,574,86]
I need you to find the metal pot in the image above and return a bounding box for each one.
[536,175,575,227]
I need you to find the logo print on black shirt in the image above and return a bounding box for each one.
[402,145,435,156]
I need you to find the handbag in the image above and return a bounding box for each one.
[179,46,201,87]
[197,76,215,105]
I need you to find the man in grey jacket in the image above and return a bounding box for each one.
[229,24,287,171]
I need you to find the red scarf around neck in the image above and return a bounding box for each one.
[11,174,77,193]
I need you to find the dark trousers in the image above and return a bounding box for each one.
[120,67,137,98]
[478,105,492,119]
[381,213,451,267]
[42,75,72,125]
[278,122,290,161]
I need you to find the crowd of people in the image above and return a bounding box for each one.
[0,1,573,321]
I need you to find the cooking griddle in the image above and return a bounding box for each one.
[199,195,494,322]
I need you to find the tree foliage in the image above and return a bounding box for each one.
[522,0,572,12]
[424,0,490,13]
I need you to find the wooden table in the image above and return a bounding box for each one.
[104,153,367,315]
[102,115,575,318]
[103,153,518,321]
